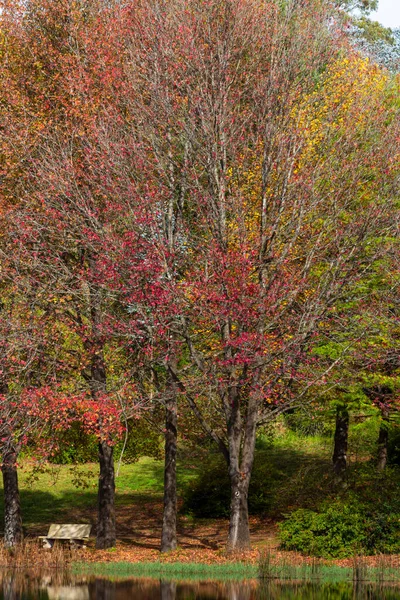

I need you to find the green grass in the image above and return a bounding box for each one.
[0,421,393,541]
[0,456,198,528]
[72,560,400,584]
[272,429,331,456]
[72,560,258,581]
[5,426,335,529]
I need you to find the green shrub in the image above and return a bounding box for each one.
[182,454,230,518]
[50,419,161,465]
[279,503,369,558]
[279,498,400,558]
[50,423,98,464]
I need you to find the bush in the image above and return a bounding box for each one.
[279,498,400,558]
[284,408,332,437]
[182,454,231,518]
[50,418,162,465]
[388,427,400,466]
[279,503,369,558]
[50,423,98,464]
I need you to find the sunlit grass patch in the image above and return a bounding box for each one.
[73,560,258,581]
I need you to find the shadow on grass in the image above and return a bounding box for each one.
[0,489,97,533]
[0,439,335,546]
[252,440,334,515]
[181,438,334,519]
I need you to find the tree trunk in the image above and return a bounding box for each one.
[227,471,251,551]
[226,390,258,552]
[1,446,23,548]
[0,383,22,549]
[96,441,116,549]
[332,405,349,476]
[377,408,389,471]
[161,363,178,552]
[87,328,116,550]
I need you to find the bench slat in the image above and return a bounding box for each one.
[47,524,91,539]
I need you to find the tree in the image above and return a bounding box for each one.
[0,0,134,549]
[77,0,398,550]
[164,6,398,550]
[79,0,397,550]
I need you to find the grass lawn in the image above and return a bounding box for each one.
[0,427,333,531]
[0,456,198,531]
[0,427,326,528]
[0,427,337,566]
[0,425,368,533]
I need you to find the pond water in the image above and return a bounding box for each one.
[1,572,400,600]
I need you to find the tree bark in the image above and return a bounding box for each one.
[377,408,389,471]
[96,440,116,549]
[226,389,258,552]
[228,471,251,551]
[332,405,349,476]
[89,342,116,550]
[1,445,23,548]
[161,362,178,552]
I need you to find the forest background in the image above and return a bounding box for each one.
[0,0,399,560]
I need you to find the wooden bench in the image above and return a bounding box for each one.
[39,524,91,548]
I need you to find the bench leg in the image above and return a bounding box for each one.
[69,539,86,549]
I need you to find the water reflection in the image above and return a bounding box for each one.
[47,587,88,600]
[161,581,176,600]
[1,571,400,600]
[2,573,20,600]
[257,581,400,600]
